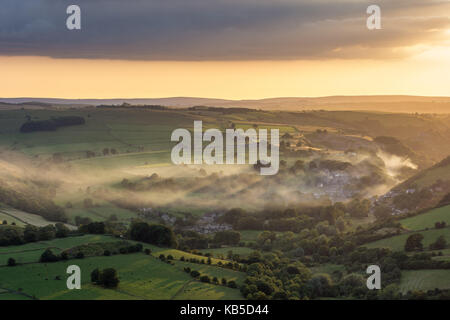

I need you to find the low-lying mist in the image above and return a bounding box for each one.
[0,146,418,218]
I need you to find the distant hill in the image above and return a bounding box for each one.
[1,95,450,113]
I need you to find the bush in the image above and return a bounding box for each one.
[200,275,211,283]
[128,222,177,248]
[91,268,101,284]
[91,268,119,288]
[40,249,59,263]
[119,247,127,254]
[60,252,69,261]
[76,252,85,259]
[100,268,120,288]
[190,270,200,278]
[7,258,16,266]
[228,280,238,289]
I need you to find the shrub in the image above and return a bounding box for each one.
[7,258,16,266]
[190,270,200,278]
[40,249,59,263]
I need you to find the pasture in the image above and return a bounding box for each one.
[0,235,118,265]
[363,228,450,251]
[400,270,450,294]
[400,205,450,231]
[0,250,243,300]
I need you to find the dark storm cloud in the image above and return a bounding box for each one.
[0,0,449,60]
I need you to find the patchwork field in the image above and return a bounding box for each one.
[0,240,243,300]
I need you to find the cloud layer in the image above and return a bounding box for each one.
[0,0,449,60]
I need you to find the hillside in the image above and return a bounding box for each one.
[398,156,450,190]
[2,95,450,113]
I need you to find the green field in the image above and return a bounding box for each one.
[151,248,230,265]
[0,205,63,228]
[0,212,25,227]
[310,264,346,275]
[0,235,119,265]
[400,270,450,294]
[172,260,245,285]
[363,228,450,251]
[174,281,243,300]
[201,247,255,258]
[239,230,263,244]
[0,252,242,300]
[400,205,450,231]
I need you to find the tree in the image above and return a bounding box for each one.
[79,222,105,234]
[91,268,101,284]
[213,230,241,246]
[40,249,59,263]
[220,208,245,227]
[190,270,200,278]
[429,235,447,250]
[55,223,69,238]
[128,222,177,248]
[24,225,39,243]
[228,280,238,289]
[38,225,56,241]
[336,217,346,233]
[307,274,333,298]
[7,257,16,267]
[99,268,119,288]
[405,234,424,252]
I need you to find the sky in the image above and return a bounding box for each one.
[0,0,449,99]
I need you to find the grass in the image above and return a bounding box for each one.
[0,252,242,300]
[152,248,229,265]
[0,205,58,228]
[65,206,138,224]
[172,260,246,285]
[400,270,450,294]
[400,205,450,231]
[239,230,263,244]
[0,235,119,265]
[363,228,450,251]
[310,264,346,275]
[201,247,255,258]
[174,281,243,300]
[0,212,25,227]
